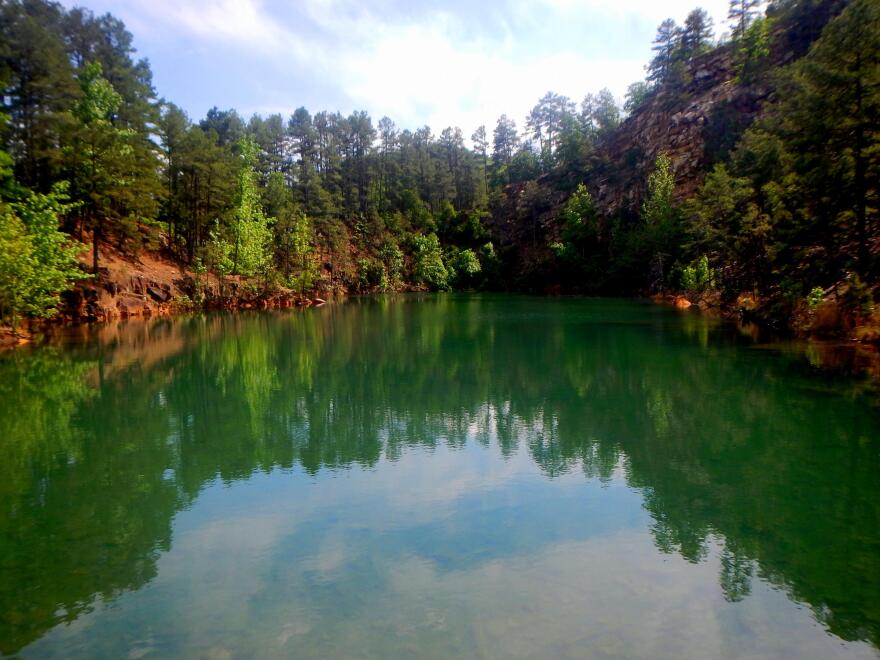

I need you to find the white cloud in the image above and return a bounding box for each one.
[133,0,311,60]
[532,0,731,24]
[63,0,736,131]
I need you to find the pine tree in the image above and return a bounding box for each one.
[641,154,683,289]
[647,19,682,85]
[624,82,651,114]
[157,102,190,254]
[492,115,518,185]
[777,0,879,276]
[681,8,714,58]
[0,0,77,190]
[581,89,620,135]
[65,62,142,273]
[471,125,489,200]
[729,0,762,40]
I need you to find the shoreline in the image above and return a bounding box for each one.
[3,291,879,393]
[0,292,330,348]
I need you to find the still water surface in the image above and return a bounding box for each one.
[1,295,878,659]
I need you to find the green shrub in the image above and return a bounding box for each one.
[680,255,716,293]
[807,287,825,312]
[411,233,449,290]
[356,258,387,292]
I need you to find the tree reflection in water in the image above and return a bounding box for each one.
[0,296,878,655]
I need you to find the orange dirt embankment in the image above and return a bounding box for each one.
[62,243,326,324]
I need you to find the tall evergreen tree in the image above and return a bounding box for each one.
[729,0,763,40]
[527,92,576,168]
[157,102,189,253]
[772,0,878,277]
[471,125,489,199]
[0,0,77,190]
[681,8,715,58]
[492,115,518,183]
[65,62,159,273]
[647,19,682,85]
[624,82,651,114]
[581,88,621,136]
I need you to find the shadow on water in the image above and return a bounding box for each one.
[0,295,878,655]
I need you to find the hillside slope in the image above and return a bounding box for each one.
[487,0,851,292]
[594,0,847,216]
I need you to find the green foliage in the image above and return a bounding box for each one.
[357,258,387,292]
[2,0,876,314]
[681,9,714,58]
[0,182,88,326]
[190,257,208,305]
[528,92,577,168]
[73,62,122,124]
[648,19,681,85]
[205,224,234,278]
[640,154,685,291]
[686,163,765,289]
[263,170,313,289]
[680,255,716,293]
[448,248,482,288]
[226,136,272,277]
[585,89,621,135]
[492,115,518,173]
[553,184,605,288]
[274,205,317,293]
[508,147,542,183]
[479,241,502,287]
[737,17,773,83]
[65,61,162,272]
[643,154,676,225]
[412,233,449,291]
[729,0,762,40]
[685,0,880,308]
[562,184,597,229]
[378,240,404,286]
[0,209,34,325]
[624,82,651,114]
[807,287,825,312]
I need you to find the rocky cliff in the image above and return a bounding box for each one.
[592,0,847,217]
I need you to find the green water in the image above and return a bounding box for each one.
[0,296,878,659]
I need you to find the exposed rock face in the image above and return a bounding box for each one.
[485,0,848,289]
[62,280,170,323]
[55,243,315,325]
[594,44,743,216]
[592,0,846,217]
[146,285,172,304]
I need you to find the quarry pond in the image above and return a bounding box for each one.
[1,295,878,659]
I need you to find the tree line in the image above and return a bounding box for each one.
[1,0,876,331]
[549,0,878,332]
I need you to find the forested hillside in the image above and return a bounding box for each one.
[0,0,877,336]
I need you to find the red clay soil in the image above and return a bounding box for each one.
[61,241,322,325]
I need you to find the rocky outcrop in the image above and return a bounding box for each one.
[592,0,847,217]
[486,0,848,293]
[594,44,743,216]
[61,272,183,323]
[53,243,326,325]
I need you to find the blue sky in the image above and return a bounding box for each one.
[59,0,732,134]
